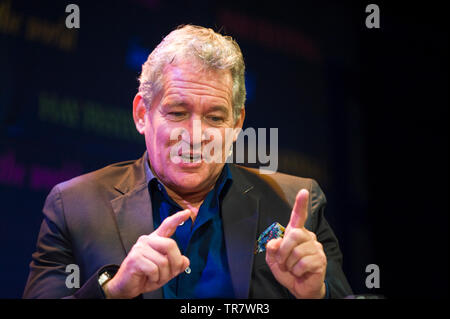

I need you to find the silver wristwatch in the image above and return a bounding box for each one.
[98,270,113,287]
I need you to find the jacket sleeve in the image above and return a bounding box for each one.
[22,185,116,299]
[309,179,353,298]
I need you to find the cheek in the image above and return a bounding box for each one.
[155,128,169,146]
[216,129,233,153]
[145,119,172,148]
[153,125,185,165]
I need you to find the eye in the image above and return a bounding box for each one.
[167,112,187,120]
[169,112,184,117]
[207,115,225,124]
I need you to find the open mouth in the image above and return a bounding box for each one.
[179,152,202,163]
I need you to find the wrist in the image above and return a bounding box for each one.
[294,282,327,299]
[102,279,116,299]
[102,277,135,299]
[98,266,120,299]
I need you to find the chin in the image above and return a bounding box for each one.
[170,179,204,193]
[168,170,210,191]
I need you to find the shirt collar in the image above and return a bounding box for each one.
[144,151,156,184]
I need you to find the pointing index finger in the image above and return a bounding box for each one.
[288,189,309,229]
[155,209,191,238]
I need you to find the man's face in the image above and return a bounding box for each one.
[136,60,243,195]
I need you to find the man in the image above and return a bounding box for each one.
[23,25,352,299]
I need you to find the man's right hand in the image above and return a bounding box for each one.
[103,209,191,299]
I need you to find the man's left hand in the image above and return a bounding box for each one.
[266,189,327,299]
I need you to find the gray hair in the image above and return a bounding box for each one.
[138,25,246,122]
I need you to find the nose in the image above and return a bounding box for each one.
[186,118,207,151]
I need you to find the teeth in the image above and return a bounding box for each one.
[180,154,201,162]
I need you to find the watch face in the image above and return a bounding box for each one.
[98,272,111,286]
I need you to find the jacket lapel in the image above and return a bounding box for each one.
[222,166,260,299]
[110,154,162,298]
[111,182,154,254]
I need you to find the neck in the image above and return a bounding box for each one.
[147,159,224,223]
[164,184,213,223]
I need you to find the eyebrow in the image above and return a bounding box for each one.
[208,105,230,116]
[163,101,230,116]
[163,100,188,108]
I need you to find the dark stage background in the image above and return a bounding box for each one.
[0,0,447,298]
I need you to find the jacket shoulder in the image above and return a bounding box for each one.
[232,165,326,211]
[58,159,135,191]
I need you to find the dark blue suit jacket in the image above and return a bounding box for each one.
[23,153,353,298]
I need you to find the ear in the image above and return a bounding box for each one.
[133,93,147,134]
[232,107,245,142]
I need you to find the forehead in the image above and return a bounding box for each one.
[160,60,233,104]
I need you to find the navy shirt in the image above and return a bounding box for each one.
[145,160,235,298]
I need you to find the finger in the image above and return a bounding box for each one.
[290,254,324,278]
[265,238,282,266]
[135,257,159,284]
[146,236,186,277]
[155,209,191,238]
[288,189,309,230]
[148,236,179,255]
[151,250,171,285]
[285,241,320,271]
[181,256,190,274]
[137,244,171,284]
[277,228,311,269]
[306,229,317,241]
[167,249,186,278]
[132,242,165,283]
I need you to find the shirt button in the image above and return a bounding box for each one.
[185,266,191,274]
